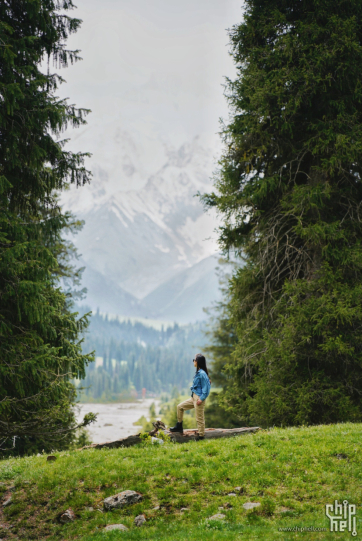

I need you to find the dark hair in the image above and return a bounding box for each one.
[195,353,209,376]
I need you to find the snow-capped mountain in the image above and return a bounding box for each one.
[61,131,222,322]
[141,254,223,323]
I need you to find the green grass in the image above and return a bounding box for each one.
[1,423,361,540]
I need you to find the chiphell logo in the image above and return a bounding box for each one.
[325,500,357,536]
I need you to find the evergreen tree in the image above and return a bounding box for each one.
[0,0,95,454]
[203,267,241,428]
[204,0,362,426]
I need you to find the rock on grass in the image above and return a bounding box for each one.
[59,508,75,523]
[243,502,261,510]
[103,490,142,511]
[134,514,146,526]
[104,524,128,532]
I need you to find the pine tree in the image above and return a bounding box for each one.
[0,0,95,454]
[203,266,242,428]
[204,0,362,426]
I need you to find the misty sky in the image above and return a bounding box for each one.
[58,0,244,182]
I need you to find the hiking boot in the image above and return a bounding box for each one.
[169,421,183,433]
[196,435,205,441]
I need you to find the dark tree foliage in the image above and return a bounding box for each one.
[0,0,95,455]
[204,0,362,426]
[203,266,241,428]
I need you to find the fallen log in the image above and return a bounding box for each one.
[166,426,260,443]
[80,421,260,451]
[82,433,143,450]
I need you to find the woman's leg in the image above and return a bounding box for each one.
[177,397,194,422]
[193,394,206,436]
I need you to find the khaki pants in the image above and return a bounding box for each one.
[177,394,206,436]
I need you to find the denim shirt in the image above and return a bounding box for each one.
[190,368,211,402]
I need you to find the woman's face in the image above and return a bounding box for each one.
[193,358,198,368]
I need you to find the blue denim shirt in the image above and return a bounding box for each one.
[190,368,211,402]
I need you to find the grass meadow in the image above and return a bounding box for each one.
[0,423,361,540]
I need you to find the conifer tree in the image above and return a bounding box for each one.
[0,0,95,454]
[205,0,362,426]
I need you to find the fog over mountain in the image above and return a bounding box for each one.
[57,0,243,323]
[61,130,223,323]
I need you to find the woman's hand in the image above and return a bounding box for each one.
[196,399,203,406]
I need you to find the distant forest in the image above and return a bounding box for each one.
[77,309,207,401]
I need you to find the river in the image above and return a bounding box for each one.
[76,399,160,444]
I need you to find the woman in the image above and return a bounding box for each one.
[170,353,211,440]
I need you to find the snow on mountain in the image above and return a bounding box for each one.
[141,254,223,323]
[61,131,222,321]
[76,264,140,317]
[78,254,225,324]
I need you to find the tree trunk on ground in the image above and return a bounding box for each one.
[79,422,260,450]
[168,427,260,443]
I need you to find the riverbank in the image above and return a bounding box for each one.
[76,400,160,443]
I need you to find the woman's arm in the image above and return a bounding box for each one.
[197,371,211,403]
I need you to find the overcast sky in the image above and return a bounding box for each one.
[58,0,244,162]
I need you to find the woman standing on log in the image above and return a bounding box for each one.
[170,353,211,440]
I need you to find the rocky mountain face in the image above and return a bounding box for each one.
[61,132,223,323]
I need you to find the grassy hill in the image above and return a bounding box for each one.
[0,423,361,540]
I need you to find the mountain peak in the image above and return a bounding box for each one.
[61,131,220,320]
